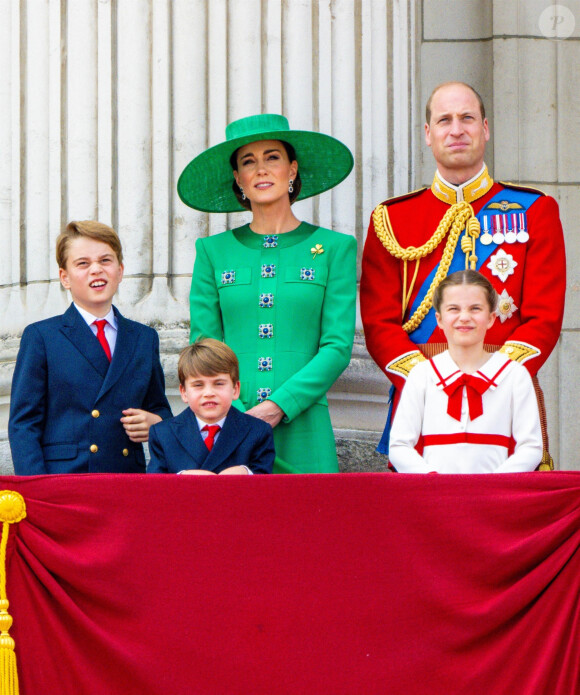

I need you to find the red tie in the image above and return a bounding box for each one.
[443,373,492,422]
[202,424,221,451]
[93,320,112,362]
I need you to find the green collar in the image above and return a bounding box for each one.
[233,222,318,249]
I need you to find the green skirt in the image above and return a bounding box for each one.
[271,403,339,474]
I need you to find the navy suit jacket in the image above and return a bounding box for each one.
[147,406,274,475]
[9,304,172,474]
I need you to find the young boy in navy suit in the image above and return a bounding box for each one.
[147,339,274,475]
[9,221,172,474]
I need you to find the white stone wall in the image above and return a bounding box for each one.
[1,0,577,471]
[0,0,414,471]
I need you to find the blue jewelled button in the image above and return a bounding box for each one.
[257,387,272,403]
[221,270,235,284]
[300,267,315,281]
[259,293,274,308]
[263,235,278,248]
[258,357,272,371]
[259,323,273,339]
[261,264,276,278]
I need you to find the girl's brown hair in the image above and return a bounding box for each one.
[433,270,497,314]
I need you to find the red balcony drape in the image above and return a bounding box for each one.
[1,472,579,694]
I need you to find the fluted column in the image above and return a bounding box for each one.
[0,0,414,471]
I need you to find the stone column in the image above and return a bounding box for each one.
[0,0,412,472]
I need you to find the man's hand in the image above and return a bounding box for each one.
[121,409,162,442]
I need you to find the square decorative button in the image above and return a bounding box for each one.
[259,324,274,339]
[257,387,272,403]
[263,235,278,248]
[258,357,272,371]
[261,264,276,278]
[259,293,274,308]
[300,267,315,281]
[221,270,235,284]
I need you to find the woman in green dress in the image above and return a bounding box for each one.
[177,114,356,473]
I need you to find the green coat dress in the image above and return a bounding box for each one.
[189,222,357,473]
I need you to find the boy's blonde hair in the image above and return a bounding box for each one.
[178,338,240,385]
[56,221,123,269]
[433,270,498,314]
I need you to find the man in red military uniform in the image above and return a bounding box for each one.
[361,82,566,466]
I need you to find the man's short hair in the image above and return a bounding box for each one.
[425,82,486,124]
[56,221,123,269]
[178,338,240,385]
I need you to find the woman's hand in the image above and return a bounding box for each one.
[245,401,285,428]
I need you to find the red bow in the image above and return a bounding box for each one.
[443,374,492,422]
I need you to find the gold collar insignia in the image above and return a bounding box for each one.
[431,166,494,204]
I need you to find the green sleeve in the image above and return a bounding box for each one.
[269,234,357,422]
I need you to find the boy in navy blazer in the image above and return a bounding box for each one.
[9,221,172,474]
[147,339,274,475]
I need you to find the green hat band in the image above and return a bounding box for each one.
[226,114,290,141]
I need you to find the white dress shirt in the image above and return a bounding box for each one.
[74,304,118,356]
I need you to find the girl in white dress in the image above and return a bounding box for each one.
[389,270,542,473]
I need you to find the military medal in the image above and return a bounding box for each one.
[496,289,518,323]
[492,215,504,244]
[480,215,493,245]
[504,214,517,244]
[516,212,529,243]
[487,248,518,283]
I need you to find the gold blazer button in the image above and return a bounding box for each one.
[90,444,98,453]
[91,409,100,418]
[122,449,129,457]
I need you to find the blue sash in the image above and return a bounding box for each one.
[407,187,540,344]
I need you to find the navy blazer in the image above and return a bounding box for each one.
[147,406,274,475]
[9,304,172,474]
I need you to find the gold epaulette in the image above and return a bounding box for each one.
[386,351,426,378]
[499,341,541,364]
[498,181,547,196]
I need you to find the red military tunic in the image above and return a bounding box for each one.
[361,166,566,409]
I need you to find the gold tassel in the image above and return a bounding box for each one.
[538,451,555,471]
[0,491,27,695]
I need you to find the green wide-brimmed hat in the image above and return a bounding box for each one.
[177,113,354,213]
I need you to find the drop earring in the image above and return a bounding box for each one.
[288,179,294,194]
[239,184,246,201]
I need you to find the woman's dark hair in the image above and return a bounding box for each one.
[230,140,302,210]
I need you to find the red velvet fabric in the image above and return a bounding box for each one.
[3,473,579,695]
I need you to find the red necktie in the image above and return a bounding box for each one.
[443,373,492,422]
[93,320,112,362]
[202,424,221,451]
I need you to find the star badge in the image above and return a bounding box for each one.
[496,289,518,323]
[486,248,518,283]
